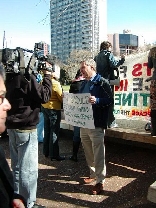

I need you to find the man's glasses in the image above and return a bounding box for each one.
[0,94,6,105]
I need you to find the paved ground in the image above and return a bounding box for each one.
[1,130,156,208]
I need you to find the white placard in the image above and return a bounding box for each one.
[63,92,95,129]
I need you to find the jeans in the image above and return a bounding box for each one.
[37,112,44,142]
[7,129,38,207]
[80,127,106,184]
[41,106,61,158]
[73,126,81,142]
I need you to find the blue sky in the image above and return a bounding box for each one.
[0,0,155,50]
[107,0,156,43]
[0,0,50,49]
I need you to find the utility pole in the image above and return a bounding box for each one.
[3,31,5,48]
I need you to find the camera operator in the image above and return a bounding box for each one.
[5,60,52,208]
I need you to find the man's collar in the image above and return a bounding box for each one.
[90,73,97,81]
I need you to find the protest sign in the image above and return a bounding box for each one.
[63,92,95,129]
[114,52,151,121]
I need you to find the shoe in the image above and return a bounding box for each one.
[109,121,118,128]
[91,183,104,195]
[69,155,78,162]
[51,156,65,161]
[83,177,96,184]
[32,204,46,208]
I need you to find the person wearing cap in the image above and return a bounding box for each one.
[41,71,65,161]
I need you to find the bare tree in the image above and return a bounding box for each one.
[60,49,95,82]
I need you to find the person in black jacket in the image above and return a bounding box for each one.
[0,64,26,208]
[5,59,52,208]
[69,70,85,162]
[94,41,125,128]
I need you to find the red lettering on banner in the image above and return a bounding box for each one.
[115,79,128,91]
[132,64,142,77]
[124,79,128,91]
[131,62,152,77]
[131,109,151,116]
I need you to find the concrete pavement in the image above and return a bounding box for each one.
[1,128,156,208]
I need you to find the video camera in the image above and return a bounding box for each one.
[0,47,55,75]
[35,54,55,73]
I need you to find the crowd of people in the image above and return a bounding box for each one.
[0,41,155,207]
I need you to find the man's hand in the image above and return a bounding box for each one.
[41,61,53,75]
[42,69,52,75]
[89,96,96,104]
[121,54,125,59]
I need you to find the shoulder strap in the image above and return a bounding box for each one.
[17,48,25,75]
[17,48,37,80]
[99,77,110,86]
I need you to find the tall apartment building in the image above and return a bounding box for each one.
[50,0,107,62]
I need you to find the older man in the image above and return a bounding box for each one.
[79,59,113,195]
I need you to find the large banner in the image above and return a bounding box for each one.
[63,92,95,129]
[114,52,151,121]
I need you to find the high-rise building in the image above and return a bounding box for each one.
[50,0,107,62]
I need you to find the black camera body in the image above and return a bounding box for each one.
[0,48,20,73]
[0,47,55,75]
[36,55,55,72]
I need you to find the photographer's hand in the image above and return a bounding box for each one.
[42,69,52,75]
[41,61,54,75]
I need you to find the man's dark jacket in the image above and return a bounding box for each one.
[80,74,113,129]
[0,146,26,207]
[5,73,52,130]
[94,50,125,80]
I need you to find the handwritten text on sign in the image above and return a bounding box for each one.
[63,92,95,129]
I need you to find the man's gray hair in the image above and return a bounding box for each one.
[0,64,6,81]
[81,58,96,71]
